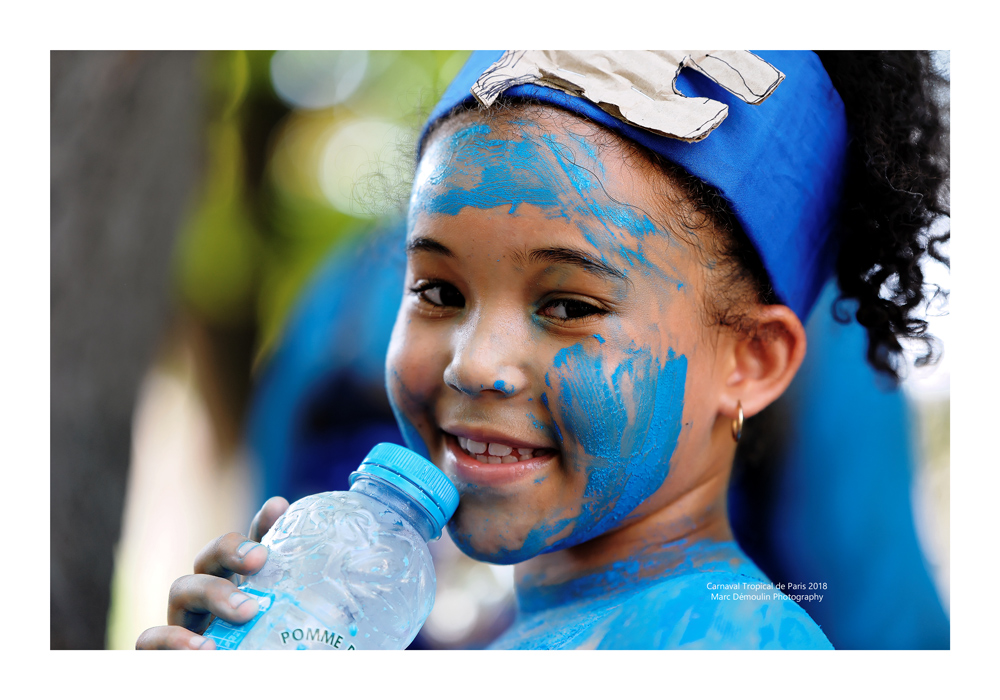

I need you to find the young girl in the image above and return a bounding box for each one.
[138,50,948,650]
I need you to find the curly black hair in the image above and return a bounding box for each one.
[647,51,950,381]
[816,50,950,381]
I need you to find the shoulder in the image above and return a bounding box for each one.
[593,571,833,650]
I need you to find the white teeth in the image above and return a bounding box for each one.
[456,435,544,463]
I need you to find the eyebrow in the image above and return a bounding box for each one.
[406,236,455,258]
[521,246,628,283]
[406,237,628,284]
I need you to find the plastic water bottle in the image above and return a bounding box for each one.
[203,443,459,650]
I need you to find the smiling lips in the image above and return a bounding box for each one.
[447,432,554,487]
[457,436,549,463]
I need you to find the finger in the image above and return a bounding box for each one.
[136,625,217,650]
[168,573,261,631]
[248,496,289,542]
[193,531,269,580]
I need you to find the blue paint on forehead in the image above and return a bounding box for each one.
[414,122,683,289]
[419,124,569,217]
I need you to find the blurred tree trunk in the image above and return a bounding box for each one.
[50,51,203,649]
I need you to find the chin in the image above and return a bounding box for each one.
[446,510,578,565]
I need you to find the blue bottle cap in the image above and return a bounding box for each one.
[349,443,459,538]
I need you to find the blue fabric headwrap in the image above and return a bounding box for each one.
[418,50,849,320]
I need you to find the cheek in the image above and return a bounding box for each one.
[385,313,436,460]
[544,337,687,547]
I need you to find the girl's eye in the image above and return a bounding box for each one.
[412,281,465,308]
[539,298,605,321]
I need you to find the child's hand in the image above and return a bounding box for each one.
[135,496,289,649]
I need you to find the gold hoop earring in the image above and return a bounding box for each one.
[731,400,743,443]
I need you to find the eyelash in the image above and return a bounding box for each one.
[409,280,608,323]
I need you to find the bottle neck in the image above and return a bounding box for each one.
[349,475,439,542]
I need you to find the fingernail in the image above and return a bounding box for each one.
[189,635,211,650]
[229,591,257,612]
[237,541,259,559]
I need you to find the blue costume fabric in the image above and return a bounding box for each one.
[421,50,849,320]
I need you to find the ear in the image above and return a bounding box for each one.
[719,305,807,420]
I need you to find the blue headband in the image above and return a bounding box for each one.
[418,50,849,320]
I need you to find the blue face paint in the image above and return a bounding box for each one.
[406,118,691,563]
[413,124,683,291]
[538,341,687,552]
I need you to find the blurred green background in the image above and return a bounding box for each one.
[52,50,474,650]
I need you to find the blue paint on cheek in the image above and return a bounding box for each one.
[593,334,605,344]
[550,341,687,548]
[526,411,555,441]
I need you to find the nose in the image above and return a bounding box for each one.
[444,308,528,398]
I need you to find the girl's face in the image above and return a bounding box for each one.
[387,111,728,564]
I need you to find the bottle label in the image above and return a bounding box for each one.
[203,587,275,650]
[203,587,360,650]
[275,624,358,650]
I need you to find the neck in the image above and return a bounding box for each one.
[512,464,741,614]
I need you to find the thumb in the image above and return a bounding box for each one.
[248,496,289,542]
